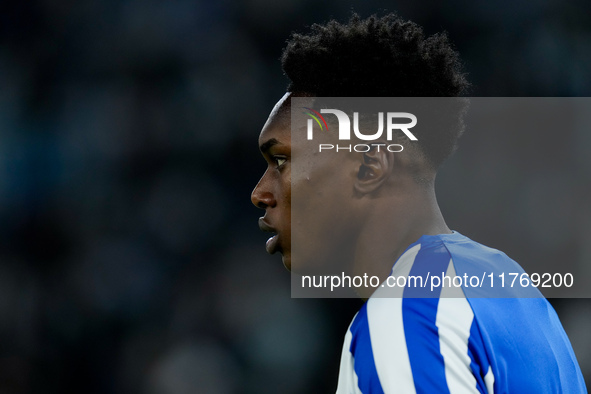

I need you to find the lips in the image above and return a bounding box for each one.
[258,217,280,254]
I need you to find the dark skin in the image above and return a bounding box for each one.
[252,93,451,297]
[251,94,293,269]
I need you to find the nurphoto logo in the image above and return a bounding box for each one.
[303,108,418,152]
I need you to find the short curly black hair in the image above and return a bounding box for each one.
[281,13,470,170]
[281,13,469,97]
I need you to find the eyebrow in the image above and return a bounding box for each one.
[259,138,280,154]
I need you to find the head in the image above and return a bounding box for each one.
[252,13,469,271]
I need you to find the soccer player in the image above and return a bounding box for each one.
[251,13,587,393]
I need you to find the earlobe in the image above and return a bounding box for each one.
[354,147,394,194]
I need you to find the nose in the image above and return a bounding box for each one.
[251,174,276,209]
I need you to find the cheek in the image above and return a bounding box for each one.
[275,168,291,232]
[291,164,354,239]
[293,159,353,205]
[280,168,291,214]
[289,146,360,273]
[284,175,291,233]
[290,177,356,275]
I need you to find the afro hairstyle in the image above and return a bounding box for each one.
[280,13,470,170]
[281,13,469,97]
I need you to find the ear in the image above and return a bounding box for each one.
[354,145,394,194]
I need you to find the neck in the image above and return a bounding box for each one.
[352,182,450,298]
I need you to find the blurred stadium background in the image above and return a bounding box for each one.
[0,0,590,392]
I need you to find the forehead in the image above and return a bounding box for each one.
[258,93,292,145]
[259,112,290,147]
[259,93,320,145]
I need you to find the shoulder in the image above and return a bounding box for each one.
[339,233,587,393]
[344,290,483,392]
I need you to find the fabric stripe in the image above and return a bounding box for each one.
[336,314,362,394]
[467,318,491,394]
[484,366,495,394]
[366,243,421,393]
[437,260,479,393]
[402,243,452,393]
[350,304,384,394]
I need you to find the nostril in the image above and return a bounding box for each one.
[251,195,269,210]
[251,186,275,209]
[251,191,266,209]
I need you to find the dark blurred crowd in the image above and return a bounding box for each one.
[0,0,590,393]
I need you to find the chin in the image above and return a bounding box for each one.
[280,251,292,271]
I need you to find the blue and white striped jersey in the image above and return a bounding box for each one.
[336,232,587,393]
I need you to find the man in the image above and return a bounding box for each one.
[251,13,586,393]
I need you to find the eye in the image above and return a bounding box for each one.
[273,156,287,168]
